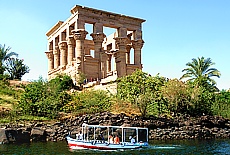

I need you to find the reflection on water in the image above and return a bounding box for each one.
[0,139,229,155]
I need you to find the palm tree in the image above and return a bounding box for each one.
[0,44,18,74]
[180,57,221,87]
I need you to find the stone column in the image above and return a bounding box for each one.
[53,46,60,68]
[132,40,144,66]
[84,47,91,55]
[67,36,75,66]
[45,51,54,71]
[126,45,132,64]
[115,37,128,77]
[90,33,106,79]
[72,29,88,73]
[58,41,67,67]
[106,54,112,73]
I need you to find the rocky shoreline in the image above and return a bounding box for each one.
[0,112,230,144]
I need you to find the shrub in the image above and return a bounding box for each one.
[212,90,230,119]
[63,90,113,114]
[117,70,167,117]
[18,76,72,118]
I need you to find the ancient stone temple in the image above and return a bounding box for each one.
[45,5,145,84]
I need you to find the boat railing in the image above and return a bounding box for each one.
[77,123,148,145]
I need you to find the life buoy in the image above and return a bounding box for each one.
[121,143,125,147]
[91,141,96,145]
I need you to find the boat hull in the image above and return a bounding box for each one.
[66,136,147,150]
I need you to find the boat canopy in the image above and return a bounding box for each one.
[80,123,148,144]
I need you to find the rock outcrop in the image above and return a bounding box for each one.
[0,112,230,143]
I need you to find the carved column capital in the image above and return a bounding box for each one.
[107,54,112,60]
[115,37,128,46]
[72,29,88,40]
[45,51,54,59]
[126,45,132,52]
[67,35,75,45]
[90,33,106,43]
[132,39,144,49]
[58,41,67,50]
[53,46,60,55]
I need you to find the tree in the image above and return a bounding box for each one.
[49,74,74,92]
[117,69,166,117]
[180,57,221,90]
[161,79,202,115]
[18,76,72,118]
[0,44,18,74]
[212,90,230,118]
[5,58,30,80]
[77,72,86,86]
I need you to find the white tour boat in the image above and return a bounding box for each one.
[66,123,148,151]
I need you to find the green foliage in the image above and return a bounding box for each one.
[117,69,166,117]
[161,79,192,114]
[5,58,30,80]
[0,74,10,81]
[0,44,18,74]
[212,90,230,118]
[63,90,113,114]
[161,79,216,116]
[0,64,5,75]
[77,72,86,86]
[0,56,229,122]
[193,87,214,115]
[0,79,22,99]
[180,57,221,91]
[49,74,74,92]
[18,75,72,118]
[0,79,23,123]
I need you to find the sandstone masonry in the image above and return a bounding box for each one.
[45,5,145,83]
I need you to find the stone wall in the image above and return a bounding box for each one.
[0,112,230,143]
[45,5,145,83]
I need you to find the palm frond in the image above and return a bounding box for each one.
[180,56,221,89]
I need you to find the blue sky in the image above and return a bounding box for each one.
[0,0,229,90]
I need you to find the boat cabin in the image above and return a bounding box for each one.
[79,123,148,144]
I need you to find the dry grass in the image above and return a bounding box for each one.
[0,94,17,109]
[9,80,30,86]
[110,101,141,116]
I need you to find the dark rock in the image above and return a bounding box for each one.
[0,129,8,144]
[1,113,230,142]
[30,127,46,142]
[5,129,17,143]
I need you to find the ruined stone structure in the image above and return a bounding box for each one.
[45,5,145,83]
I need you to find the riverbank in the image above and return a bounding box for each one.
[0,112,230,143]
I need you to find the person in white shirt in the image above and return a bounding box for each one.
[76,131,83,140]
[129,136,135,144]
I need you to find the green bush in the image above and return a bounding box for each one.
[0,78,22,102]
[18,75,72,118]
[63,90,113,114]
[212,90,230,119]
[193,88,214,115]
[49,74,74,92]
[117,69,167,117]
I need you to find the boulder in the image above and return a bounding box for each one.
[30,127,46,142]
[0,129,8,144]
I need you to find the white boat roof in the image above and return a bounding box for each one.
[82,123,148,130]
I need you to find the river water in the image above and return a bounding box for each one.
[0,139,230,155]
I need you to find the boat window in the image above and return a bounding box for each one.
[123,128,136,142]
[138,129,148,142]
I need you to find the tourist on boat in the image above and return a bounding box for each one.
[108,134,114,143]
[76,131,83,140]
[96,133,105,142]
[131,136,136,144]
[114,135,120,144]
